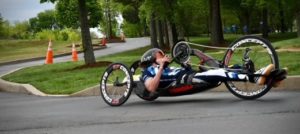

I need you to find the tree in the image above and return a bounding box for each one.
[29,10,58,33]
[104,0,113,39]
[256,0,276,38]
[41,0,96,64]
[277,0,286,33]
[0,13,4,38]
[149,13,159,48]
[174,0,209,40]
[209,0,224,46]
[222,0,256,34]
[115,0,145,37]
[56,0,102,28]
[286,0,300,37]
[11,21,31,39]
[261,5,269,38]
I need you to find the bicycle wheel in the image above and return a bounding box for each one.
[223,35,279,99]
[100,63,133,106]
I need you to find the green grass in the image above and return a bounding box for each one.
[273,37,300,49]
[0,40,74,63]
[1,45,151,95]
[1,61,105,94]
[278,52,300,75]
[0,39,102,63]
[2,34,300,94]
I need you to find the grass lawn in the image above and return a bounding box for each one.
[1,34,300,94]
[273,37,300,49]
[0,40,76,63]
[0,39,102,63]
[1,46,150,95]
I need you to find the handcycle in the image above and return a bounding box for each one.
[100,35,286,106]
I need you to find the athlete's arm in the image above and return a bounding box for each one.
[144,56,170,93]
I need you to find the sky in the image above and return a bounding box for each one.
[0,0,55,23]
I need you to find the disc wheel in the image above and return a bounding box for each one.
[223,36,279,100]
[129,60,159,101]
[100,63,133,106]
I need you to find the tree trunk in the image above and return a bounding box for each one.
[171,23,178,46]
[156,20,164,48]
[297,11,300,37]
[278,0,286,33]
[262,7,269,39]
[167,20,174,48]
[209,0,224,46]
[206,14,210,37]
[78,0,95,64]
[178,26,185,40]
[143,19,149,36]
[163,20,170,48]
[240,9,251,34]
[150,13,159,48]
[106,0,113,39]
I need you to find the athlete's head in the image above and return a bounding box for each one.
[140,48,165,67]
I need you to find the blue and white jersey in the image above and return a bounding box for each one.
[141,65,185,88]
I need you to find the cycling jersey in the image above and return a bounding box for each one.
[141,65,186,89]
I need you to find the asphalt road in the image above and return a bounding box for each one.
[0,91,299,134]
[0,37,150,76]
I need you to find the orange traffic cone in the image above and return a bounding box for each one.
[72,43,78,62]
[45,40,53,64]
[101,35,107,46]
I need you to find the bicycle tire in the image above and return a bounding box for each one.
[223,35,279,100]
[100,63,133,106]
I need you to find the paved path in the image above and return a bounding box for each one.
[0,91,299,134]
[0,37,150,76]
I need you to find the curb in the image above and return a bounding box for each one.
[0,76,299,97]
[0,46,107,66]
[0,79,47,96]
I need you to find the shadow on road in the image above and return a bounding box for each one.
[119,94,284,107]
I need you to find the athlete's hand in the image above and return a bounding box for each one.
[156,55,171,67]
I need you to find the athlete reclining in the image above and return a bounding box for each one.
[139,48,285,95]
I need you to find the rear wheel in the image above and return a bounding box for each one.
[223,36,279,99]
[100,63,133,106]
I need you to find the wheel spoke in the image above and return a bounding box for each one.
[100,63,133,106]
[224,36,278,99]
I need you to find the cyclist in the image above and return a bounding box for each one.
[139,48,286,94]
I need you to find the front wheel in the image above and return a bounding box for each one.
[223,36,279,100]
[100,63,133,106]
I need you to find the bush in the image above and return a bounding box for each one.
[35,30,56,40]
[122,22,143,37]
[63,28,81,41]
[35,28,81,41]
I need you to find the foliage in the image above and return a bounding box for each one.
[35,28,81,41]
[41,0,98,65]
[98,0,122,37]
[29,10,58,33]
[122,21,143,37]
[114,0,145,37]
[55,0,103,28]
[174,0,210,36]
[0,18,11,39]
[0,20,31,39]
